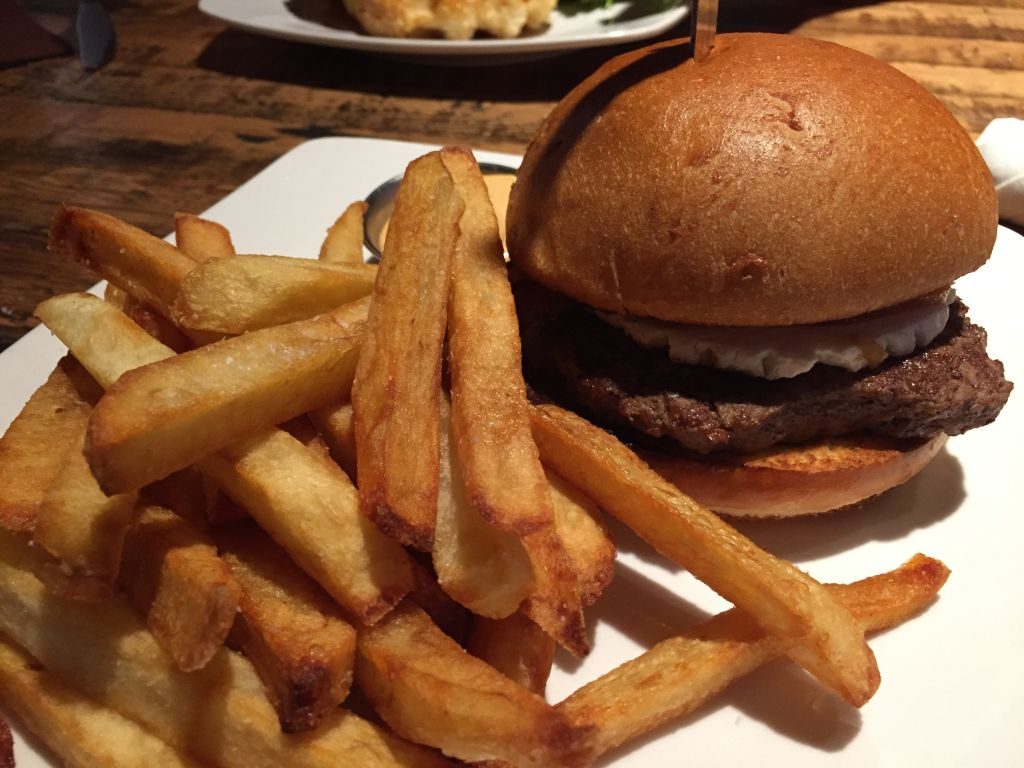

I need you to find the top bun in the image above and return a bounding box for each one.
[507,33,998,326]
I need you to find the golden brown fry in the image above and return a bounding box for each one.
[547,468,615,606]
[36,293,409,624]
[48,206,194,317]
[218,524,357,733]
[142,466,220,530]
[467,611,555,696]
[433,395,535,618]
[173,255,377,334]
[86,297,369,494]
[407,558,471,645]
[560,555,951,761]
[120,506,241,672]
[0,631,207,768]
[443,150,586,654]
[32,427,138,601]
[320,201,368,264]
[281,416,334,467]
[530,403,880,707]
[35,293,175,388]
[0,533,454,768]
[0,358,98,532]
[175,213,235,263]
[103,282,128,307]
[353,151,464,551]
[121,295,191,352]
[356,602,590,767]
[309,401,357,480]
[201,429,414,624]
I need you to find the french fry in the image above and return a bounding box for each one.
[444,149,586,654]
[353,151,464,551]
[119,506,241,672]
[86,297,370,493]
[48,206,194,318]
[122,295,192,352]
[281,416,334,468]
[559,555,951,761]
[142,466,220,530]
[0,357,98,532]
[173,255,377,334]
[201,429,414,624]
[355,602,591,768]
[0,533,454,768]
[0,632,206,768]
[175,213,235,263]
[320,201,368,264]
[547,468,615,606]
[103,282,128,307]
[36,293,412,624]
[407,558,471,646]
[433,395,535,618]
[310,401,358,479]
[530,403,881,707]
[467,611,555,696]
[217,523,358,733]
[35,293,175,388]
[32,427,138,601]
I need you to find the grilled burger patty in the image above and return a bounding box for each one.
[521,298,1013,455]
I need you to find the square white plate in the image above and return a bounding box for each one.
[3,137,1022,767]
[199,0,688,59]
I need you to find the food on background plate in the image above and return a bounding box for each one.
[508,32,1014,518]
[341,0,556,40]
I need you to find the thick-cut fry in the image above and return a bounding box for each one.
[175,213,235,263]
[86,297,370,493]
[36,293,411,624]
[32,427,138,601]
[560,555,951,761]
[530,403,881,707]
[48,206,194,318]
[122,295,191,352]
[103,282,128,307]
[320,201,368,264]
[310,401,357,478]
[0,357,98,532]
[0,632,206,768]
[353,151,465,551]
[120,506,241,672]
[467,611,555,696]
[201,429,414,624]
[433,395,535,618]
[173,255,377,334]
[142,466,220,530]
[35,293,175,388]
[217,524,358,733]
[0,533,453,768]
[355,602,591,768]
[443,150,586,654]
[547,468,615,606]
[407,558,471,645]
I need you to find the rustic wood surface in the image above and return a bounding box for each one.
[1,0,1022,350]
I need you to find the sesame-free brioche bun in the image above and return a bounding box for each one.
[639,434,948,519]
[507,33,998,326]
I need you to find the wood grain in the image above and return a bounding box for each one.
[0,0,1021,350]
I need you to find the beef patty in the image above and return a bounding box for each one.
[520,296,1013,455]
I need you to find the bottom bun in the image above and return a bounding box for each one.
[640,434,948,519]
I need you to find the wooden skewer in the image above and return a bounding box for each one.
[691,0,719,63]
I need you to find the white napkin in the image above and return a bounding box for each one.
[976,118,1024,227]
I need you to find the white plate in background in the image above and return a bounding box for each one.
[3,137,1021,767]
[198,0,688,58]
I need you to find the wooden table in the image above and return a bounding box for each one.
[1,0,1021,350]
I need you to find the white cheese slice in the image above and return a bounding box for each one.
[598,291,954,380]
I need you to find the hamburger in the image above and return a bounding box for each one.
[507,33,1014,518]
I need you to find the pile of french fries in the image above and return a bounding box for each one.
[0,147,951,768]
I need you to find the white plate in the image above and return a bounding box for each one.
[198,0,688,59]
[4,137,1022,767]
